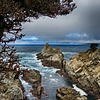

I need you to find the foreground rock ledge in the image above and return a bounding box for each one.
[56,86,87,100]
[0,71,26,100]
[37,43,64,69]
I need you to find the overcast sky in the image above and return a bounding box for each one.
[17,0,100,45]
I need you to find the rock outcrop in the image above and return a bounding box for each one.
[37,43,64,69]
[37,43,100,99]
[23,69,47,99]
[0,71,25,100]
[61,48,100,99]
[56,86,87,100]
[0,69,47,100]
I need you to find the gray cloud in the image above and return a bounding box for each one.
[21,0,100,43]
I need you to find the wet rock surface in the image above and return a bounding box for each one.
[23,69,47,99]
[37,43,64,69]
[0,71,25,100]
[56,86,87,100]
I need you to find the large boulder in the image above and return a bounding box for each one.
[23,69,41,84]
[62,48,100,98]
[0,71,24,100]
[37,43,64,69]
[56,86,87,100]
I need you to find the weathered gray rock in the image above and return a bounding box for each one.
[0,71,24,100]
[23,69,41,84]
[56,86,87,100]
[37,43,100,98]
[62,49,100,98]
[37,43,64,69]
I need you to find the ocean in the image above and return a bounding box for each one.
[15,45,96,100]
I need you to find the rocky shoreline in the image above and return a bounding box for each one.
[56,86,87,100]
[37,43,100,100]
[0,69,47,100]
[61,48,100,99]
[0,70,26,100]
[0,43,100,100]
[22,69,47,99]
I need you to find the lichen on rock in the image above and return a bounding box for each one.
[37,43,64,69]
[56,86,87,100]
[61,47,100,98]
[0,71,24,100]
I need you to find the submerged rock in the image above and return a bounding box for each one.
[37,43,64,69]
[56,86,87,100]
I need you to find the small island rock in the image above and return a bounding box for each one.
[37,43,64,69]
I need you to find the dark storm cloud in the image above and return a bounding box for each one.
[74,0,100,40]
[21,0,100,43]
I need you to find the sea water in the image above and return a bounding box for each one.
[16,45,96,100]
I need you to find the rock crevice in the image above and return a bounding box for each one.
[37,43,100,99]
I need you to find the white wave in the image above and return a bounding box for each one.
[62,52,77,55]
[41,67,58,73]
[36,62,43,67]
[44,77,47,79]
[50,75,52,78]
[40,72,45,76]
[32,54,41,63]
[21,57,33,60]
[19,75,36,100]
[50,79,58,83]
[73,84,87,96]
[16,52,32,55]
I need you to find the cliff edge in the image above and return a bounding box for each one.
[62,47,100,98]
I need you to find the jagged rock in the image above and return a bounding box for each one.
[37,43,64,69]
[56,86,87,100]
[23,69,47,99]
[62,48,100,98]
[23,69,41,84]
[0,71,24,100]
[37,43,100,98]
[37,86,43,96]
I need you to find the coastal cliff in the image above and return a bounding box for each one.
[61,48,100,98]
